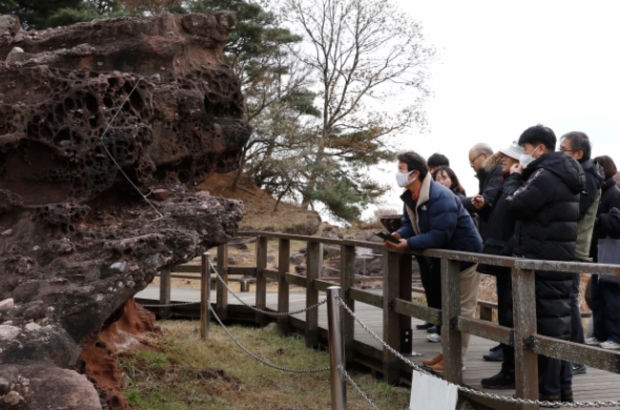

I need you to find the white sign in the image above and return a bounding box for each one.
[410,371,458,410]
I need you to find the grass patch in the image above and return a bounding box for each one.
[120,321,410,409]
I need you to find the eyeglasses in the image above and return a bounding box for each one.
[469,153,484,165]
[559,147,580,153]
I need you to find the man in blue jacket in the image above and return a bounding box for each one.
[385,151,483,372]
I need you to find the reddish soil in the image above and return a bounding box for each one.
[79,298,158,410]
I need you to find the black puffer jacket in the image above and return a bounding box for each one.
[590,178,620,259]
[477,174,516,280]
[461,164,503,240]
[503,151,585,340]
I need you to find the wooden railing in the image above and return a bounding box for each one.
[163,231,620,410]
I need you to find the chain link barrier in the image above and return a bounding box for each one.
[336,295,620,409]
[208,304,330,373]
[208,261,327,317]
[338,365,381,410]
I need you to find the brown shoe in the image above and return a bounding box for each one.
[422,353,443,367]
[430,359,444,372]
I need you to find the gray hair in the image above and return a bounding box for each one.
[471,143,494,156]
[561,131,591,160]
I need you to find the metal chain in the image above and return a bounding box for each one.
[208,305,330,373]
[338,365,380,410]
[335,296,620,408]
[140,301,200,308]
[209,261,327,316]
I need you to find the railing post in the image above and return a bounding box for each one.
[340,244,356,364]
[216,244,229,320]
[200,252,210,340]
[441,258,462,384]
[512,267,538,410]
[159,266,171,319]
[327,286,347,410]
[255,236,268,326]
[383,249,403,384]
[306,241,322,347]
[277,238,291,335]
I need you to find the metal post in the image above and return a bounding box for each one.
[327,286,346,410]
[200,252,211,340]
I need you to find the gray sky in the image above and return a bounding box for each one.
[366,0,620,217]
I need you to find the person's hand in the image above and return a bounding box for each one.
[385,238,409,250]
[471,195,485,210]
[510,163,523,174]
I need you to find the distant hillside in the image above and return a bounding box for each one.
[196,172,321,235]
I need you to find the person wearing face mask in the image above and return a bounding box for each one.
[386,151,482,372]
[502,125,586,405]
[470,141,523,389]
[558,132,604,376]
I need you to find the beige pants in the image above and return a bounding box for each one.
[460,264,481,358]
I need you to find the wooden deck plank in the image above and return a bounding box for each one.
[135,286,620,407]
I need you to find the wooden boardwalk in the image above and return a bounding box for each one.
[136,286,620,409]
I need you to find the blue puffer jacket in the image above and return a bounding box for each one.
[395,175,482,255]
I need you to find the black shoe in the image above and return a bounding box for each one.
[416,321,433,330]
[490,343,502,352]
[561,390,573,403]
[481,372,515,389]
[483,347,504,362]
[427,325,438,334]
[572,363,587,375]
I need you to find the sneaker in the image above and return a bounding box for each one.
[427,333,441,343]
[422,353,443,367]
[427,325,439,334]
[481,372,515,389]
[572,363,587,375]
[483,347,504,362]
[600,340,620,350]
[416,321,434,330]
[584,336,601,346]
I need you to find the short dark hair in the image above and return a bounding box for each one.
[428,153,450,167]
[594,155,617,180]
[397,151,428,180]
[518,124,556,151]
[432,166,464,194]
[561,131,592,160]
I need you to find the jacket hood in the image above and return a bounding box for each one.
[526,151,585,194]
[581,158,604,186]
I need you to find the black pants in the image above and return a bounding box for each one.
[497,275,515,376]
[501,273,572,396]
[591,275,620,344]
[419,257,442,332]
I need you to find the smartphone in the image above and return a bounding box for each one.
[374,230,400,244]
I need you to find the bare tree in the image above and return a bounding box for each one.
[283,0,434,215]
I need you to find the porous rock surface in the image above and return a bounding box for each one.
[0,12,249,409]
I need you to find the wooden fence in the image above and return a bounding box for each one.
[156,231,620,410]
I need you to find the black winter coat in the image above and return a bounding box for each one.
[503,151,585,340]
[476,174,515,280]
[461,164,503,241]
[578,158,604,220]
[590,178,620,260]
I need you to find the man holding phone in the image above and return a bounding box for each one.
[385,151,483,371]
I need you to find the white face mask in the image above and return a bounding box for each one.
[396,170,416,187]
[519,145,541,168]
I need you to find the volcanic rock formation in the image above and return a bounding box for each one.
[0,12,249,409]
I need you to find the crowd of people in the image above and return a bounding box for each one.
[384,124,620,405]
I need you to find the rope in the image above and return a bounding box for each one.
[335,295,620,408]
[339,365,380,410]
[209,305,330,373]
[209,261,327,316]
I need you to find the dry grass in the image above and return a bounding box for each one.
[120,321,411,410]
